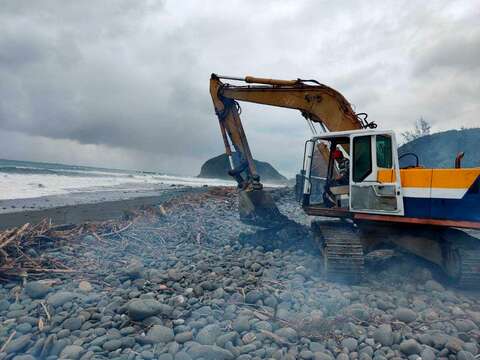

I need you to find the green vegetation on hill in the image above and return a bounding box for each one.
[198,154,287,183]
[398,128,480,168]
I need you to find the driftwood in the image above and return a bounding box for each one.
[0,187,237,282]
[0,217,134,281]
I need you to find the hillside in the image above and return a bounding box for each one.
[198,154,287,183]
[398,128,480,168]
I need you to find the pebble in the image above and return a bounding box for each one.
[187,343,234,360]
[400,339,422,355]
[127,299,171,320]
[4,334,31,354]
[63,317,84,331]
[59,344,84,359]
[147,325,174,343]
[233,316,250,332]
[1,188,479,360]
[373,324,393,346]
[24,281,50,299]
[196,324,222,345]
[175,331,193,343]
[47,291,77,307]
[341,337,358,351]
[425,280,445,291]
[102,339,122,351]
[394,307,417,323]
[420,348,436,360]
[78,280,93,293]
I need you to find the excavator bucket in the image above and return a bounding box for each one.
[238,189,289,228]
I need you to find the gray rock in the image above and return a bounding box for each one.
[457,350,475,360]
[373,324,393,346]
[237,343,256,354]
[400,339,422,355]
[245,290,263,303]
[102,339,122,351]
[159,354,173,360]
[463,342,478,355]
[216,332,238,348]
[274,327,298,342]
[59,345,84,359]
[455,319,477,332]
[63,317,84,331]
[341,337,358,351]
[187,343,234,359]
[141,350,155,359]
[196,324,222,345]
[313,352,334,360]
[25,281,49,299]
[446,337,464,353]
[425,280,445,291]
[127,299,172,321]
[417,333,433,346]
[420,348,435,360]
[16,323,32,333]
[175,351,193,360]
[299,350,314,359]
[47,291,77,307]
[431,332,448,349]
[233,316,250,332]
[168,268,183,281]
[0,299,10,311]
[394,308,417,323]
[344,304,370,321]
[4,334,31,354]
[467,310,480,326]
[359,354,372,360]
[124,262,144,279]
[121,336,135,348]
[175,331,193,343]
[12,356,36,360]
[253,320,272,332]
[147,325,174,343]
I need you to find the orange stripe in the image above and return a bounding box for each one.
[431,169,480,189]
[378,168,480,189]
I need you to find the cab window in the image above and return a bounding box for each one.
[376,135,393,168]
[353,136,372,182]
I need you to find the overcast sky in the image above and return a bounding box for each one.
[0,0,479,176]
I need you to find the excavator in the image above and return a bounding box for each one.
[209,73,480,288]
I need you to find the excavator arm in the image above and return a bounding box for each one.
[209,73,373,226]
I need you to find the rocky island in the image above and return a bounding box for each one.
[198,154,287,184]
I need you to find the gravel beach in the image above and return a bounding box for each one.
[0,187,479,360]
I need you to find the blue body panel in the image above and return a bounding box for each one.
[403,177,480,222]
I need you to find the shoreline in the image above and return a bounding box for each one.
[0,186,208,230]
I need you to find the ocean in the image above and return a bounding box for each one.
[0,158,235,200]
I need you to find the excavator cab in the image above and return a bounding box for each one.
[300,130,404,217]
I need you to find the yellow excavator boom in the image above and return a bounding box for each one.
[209,73,371,226]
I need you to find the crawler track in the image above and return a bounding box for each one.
[313,220,364,283]
[443,229,480,288]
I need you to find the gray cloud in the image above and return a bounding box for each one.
[0,0,479,176]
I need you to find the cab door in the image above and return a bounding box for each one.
[349,132,404,215]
